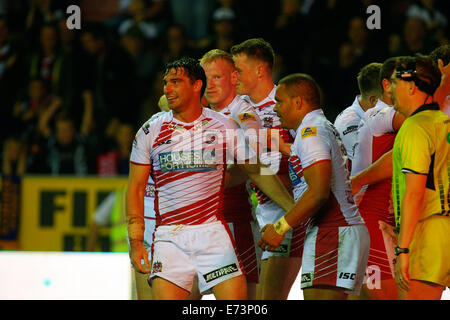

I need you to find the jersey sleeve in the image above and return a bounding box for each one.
[130,121,154,165]
[295,126,331,169]
[371,107,397,137]
[335,120,359,161]
[223,117,257,164]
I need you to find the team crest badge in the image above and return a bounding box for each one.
[263,117,273,128]
[152,261,162,273]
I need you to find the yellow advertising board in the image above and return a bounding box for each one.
[19,176,128,251]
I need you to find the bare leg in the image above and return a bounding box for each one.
[257,257,301,300]
[303,285,348,300]
[134,269,153,300]
[399,280,444,300]
[187,276,203,300]
[152,277,190,300]
[212,275,247,300]
[349,279,398,300]
[247,282,257,300]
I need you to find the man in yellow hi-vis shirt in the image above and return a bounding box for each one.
[390,54,449,300]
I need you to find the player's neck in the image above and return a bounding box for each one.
[210,94,236,112]
[248,80,274,105]
[358,96,373,112]
[381,92,393,106]
[172,103,203,123]
[407,95,434,117]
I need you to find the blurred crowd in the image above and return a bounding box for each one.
[0,0,448,177]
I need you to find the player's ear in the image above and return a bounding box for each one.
[295,96,302,109]
[231,70,238,86]
[193,79,203,93]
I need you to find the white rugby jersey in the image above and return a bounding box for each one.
[142,111,166,219]
[242,86,296,205]
[288,109,364,227]
[219,95,261,221]
[220,95,262,133]
[334,95,366,161]
[131,108,250,226]
[351,100,396,223]
[351,100,396,177]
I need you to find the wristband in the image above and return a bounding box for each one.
[273,216,292,236]
[127,215,144,242]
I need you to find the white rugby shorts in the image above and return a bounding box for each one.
[149,221,244,293]
[300,224,370,295]
[256,201,305,260]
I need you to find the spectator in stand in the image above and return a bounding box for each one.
[391,17,440,57]
[159,24,198,66]
[169,0,216,43]
[80,22,138,131]
[1,135,27,176]
[96,121,135,176]
[0,15,22,144]
[45,112,88,175]
[25,0,74,47]
[12,77,52,138]
[117,0,168,43]
[271,0,307,72]
[197,7,239,53]
[119,26,159,112]
[24,22,76,116]
[406,0,447,41]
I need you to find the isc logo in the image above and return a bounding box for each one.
[338,272,356,280]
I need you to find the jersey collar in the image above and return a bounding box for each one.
[410,102,440,116]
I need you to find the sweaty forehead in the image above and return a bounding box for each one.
[164,67,188,80]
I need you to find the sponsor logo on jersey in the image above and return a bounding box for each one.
[301,127,317,139]
[159,150,217,172]
[168,123,187,133]
[301,272,312,284]
[133,137,138,148]
[238,112,256,123]
[157,139,172,147]
[152,261,162,273]
[288,162,302,186]
[273,244,288,254]
[193,120,210,131]
[145,183,156,198]
[204,134,216,144]
[338,272,356,280]
[263,117,273,128]
[342,125,358,136]
[447,132,450,144]
[142,123,150,135]
[203,263,239,283]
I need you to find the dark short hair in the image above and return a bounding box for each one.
[429,45,450,68]
[395,54,441,96]
[230,38,275,69]
[278,73,322,108]
[164,57,207,97]
[357,62,383,96]
[380,56,401,90]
